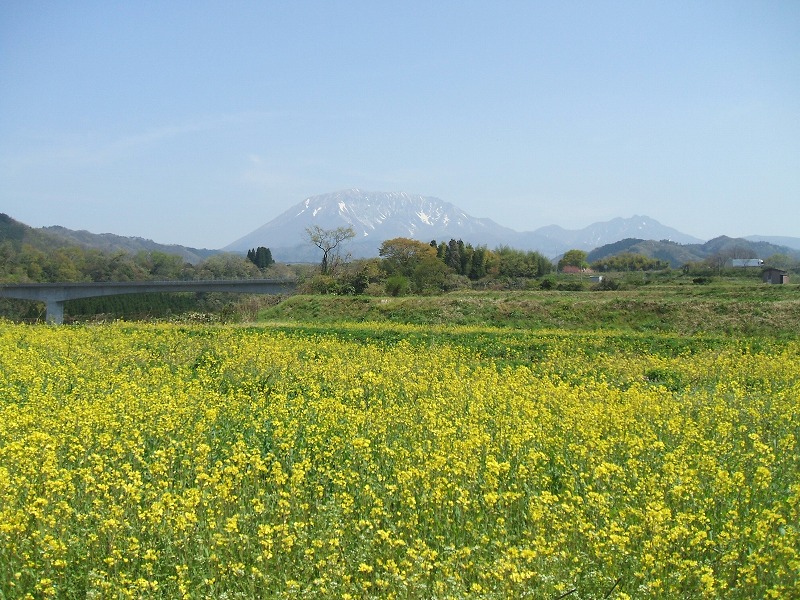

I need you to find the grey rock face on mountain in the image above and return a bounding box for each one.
[226,189,707,262]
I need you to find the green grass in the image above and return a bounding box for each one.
[258,280,800,338]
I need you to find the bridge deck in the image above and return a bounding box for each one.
[0,279,297,323]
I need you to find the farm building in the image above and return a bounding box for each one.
[762,268,789,285]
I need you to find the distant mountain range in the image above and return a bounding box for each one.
[743,235,800,249]
[226,189,707,261]
[587,236,800,268]
[4,188,799,268]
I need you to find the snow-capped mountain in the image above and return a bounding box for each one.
[526,216,703,256]
[225,189,519,260]
[225,189,706,262]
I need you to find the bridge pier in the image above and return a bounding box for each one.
[46,299,65,325]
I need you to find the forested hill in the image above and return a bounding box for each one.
[0,214,266,284]
[1,213,57,247]
[41,226,219,264]
[586,236,800,268]
[0,213,220,264]
[1,213,218,264]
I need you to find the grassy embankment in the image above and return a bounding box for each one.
[257,277,800,338]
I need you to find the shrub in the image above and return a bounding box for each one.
[385,275,410,297]
[556,280,586,291]
[539,277,556,290]
[593,278,621,291]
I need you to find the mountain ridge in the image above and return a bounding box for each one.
[226,189,520,254]
[226,189,705,261]
[4,188,798,267]
[587,236,800,268]
[0,213,218,265]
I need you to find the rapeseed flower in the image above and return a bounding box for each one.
[0,321,797,597]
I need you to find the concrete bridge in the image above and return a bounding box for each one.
[0,279,297,324]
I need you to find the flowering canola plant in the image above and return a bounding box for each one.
[0,321,798,598]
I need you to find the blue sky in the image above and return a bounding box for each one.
[1,1,798,249]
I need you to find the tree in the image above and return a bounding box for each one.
[378,238,453,292]
[704,253,728,275]
[591,253,669,272]
[379,238,438,277]
[247,247,274,270]
[558,249,589,271]
[305,225,356,275]
[496,246,552,278]
[137,251,186,280]
[412,255,450,292]
[18,243,45,281]
[445,239,462,272]
[764,253,798,271]
[468,245,489,279]
[435,241,447,261]
[196,254,260,279]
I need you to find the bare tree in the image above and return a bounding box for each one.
[305,225,356,274]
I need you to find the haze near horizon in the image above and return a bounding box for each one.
[1,1,798,249]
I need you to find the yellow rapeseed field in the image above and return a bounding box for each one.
[0,321,798,598]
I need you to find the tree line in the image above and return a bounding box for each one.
[302,235,557,296]
[0,232,631,291]
[0,241,272,284]
[5,223,794,323]
[12,221,785,320]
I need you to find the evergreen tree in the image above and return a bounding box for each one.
[458,240,472,276]
[255,247,273,269]
[445,239,461,272]
[469,245,488,279]
[247,247,274,269]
